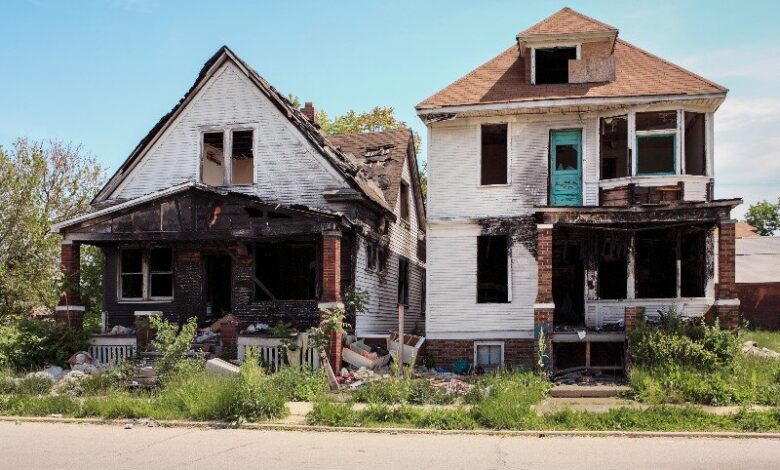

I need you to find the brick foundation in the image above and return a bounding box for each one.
[624,306,645,334]
[716,220,740,330]
[715,304,740,330]
[426,339,534,369]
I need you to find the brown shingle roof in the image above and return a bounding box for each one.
[518,7,617,37]
[417,39,726,109]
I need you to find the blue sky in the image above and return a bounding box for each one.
[2,0,778,218]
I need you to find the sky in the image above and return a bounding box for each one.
[1,0,778,218]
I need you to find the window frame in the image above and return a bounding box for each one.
[531,43,581,85]
[199,125,256,187]
[479,122,511,187]
[476,235,512,304]
[634,132,677,176]
[474,341,505,369]
[397,257,409,306]
[118,247,174,302]
[399,180,410,221]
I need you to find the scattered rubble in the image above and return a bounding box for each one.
[742,341,780,359]
[553,369,625,386]
[417,370,473,395]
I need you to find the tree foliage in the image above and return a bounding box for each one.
[318,106,408,135]
[744,199,780,236]
[0,139,104,314]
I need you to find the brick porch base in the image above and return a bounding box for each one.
[426,339,534,369]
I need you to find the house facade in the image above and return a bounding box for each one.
[53,47,426,365]
[418,8,741,371]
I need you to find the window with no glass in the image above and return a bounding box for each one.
[481,124,508,185]
[201,129,254,186]
[635,111,677,175]
[398,258,409,306]
[399,181,410,221]
[535,47,577,84]
[119,248,173,300]
[600,115,629,179]
[477,235,509,303]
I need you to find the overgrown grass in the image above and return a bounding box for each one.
[352,377,456,405]
[743,330,780,353]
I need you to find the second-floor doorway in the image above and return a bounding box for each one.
[549,129,583,206]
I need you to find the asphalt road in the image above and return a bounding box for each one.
[1,421,779,470]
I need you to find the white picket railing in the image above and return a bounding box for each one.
[89,336,138,366]
[236,332,320,370]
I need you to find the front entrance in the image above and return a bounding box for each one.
[550,129,583,206]
[205,254,232,319]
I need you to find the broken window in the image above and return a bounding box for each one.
[635,231,677,299]
[600,115,629,179]
[477,235,509,303]
[635,111,677,176]
[231,130,254,185]
[681,230,706,297]
[636,111,677,131]
[119,248,173,300]
[598,236,628,300]
[255,242,317,301]
[366,243,376,271]
[481,124,508,185]
[475,343,503,369]
[399,181,410,221]
[201,132,225,186]
[684,112,706,176]
[535,47,577,84]
[398,258,409,305]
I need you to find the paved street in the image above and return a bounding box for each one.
[1,422,779,470]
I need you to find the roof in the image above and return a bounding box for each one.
[736,222,761,238]
[736,237,780,284]
[417,13,726,110]
[94,46,391,215]
[327,129,426,228]
[517,7,617,38]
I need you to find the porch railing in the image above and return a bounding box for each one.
[89,336,138,366]
[236,332,320,370]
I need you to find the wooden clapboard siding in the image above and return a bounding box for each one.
[112,61,347,207]
[585,297,714,329]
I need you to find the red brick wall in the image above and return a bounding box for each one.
[321,232,342,303]
[718,221,737,300]
[624,306,645,333]
[737,283,780,330]
[536,227,553,304]
[426,339,534,369]
[58,243,81,307]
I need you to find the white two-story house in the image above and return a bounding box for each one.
[417,8,740,372]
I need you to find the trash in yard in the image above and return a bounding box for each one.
[451,358,470,375]
[68,351,95,367]
[742,341,780,359]
[107,325,135,336]
[417,370,473,395]
[335,366,388,386]
[205,358,240,376]
[388,332,425,365]
[195,328,217,343]
[342,340,392,370]
[553,369,624,386]
[27,366,64,381]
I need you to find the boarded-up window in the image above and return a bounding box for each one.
[477,235,509,303]
[600,116,628,179]
[255,242,317,301]
[535,47,576,84]
[231,130,254,185]
[481,124,507,185]
[399,181,410,221]
[201,132,224,186]
[120,249,143,299]
[684,112,706,176]
[398,258,409,305]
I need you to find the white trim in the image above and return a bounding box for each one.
[134,311,162,316]
[55,305,85,312]
[426,330,534,340]
[537,224,554,230]
[534,302,555,309]
[318,302,345,310]
[715,298,740,307]
[417,93,727,116]
[474,341,505,368]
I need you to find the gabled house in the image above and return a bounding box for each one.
[417,8,741,371]
[52,47,426,367]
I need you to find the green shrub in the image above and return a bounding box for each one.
[156,364,237,421]
[307,399,359,427]
[16,375,54,395]
[229,349,287,422]
[352,378,456,405]
[149,316,199,377]
[469,371,549,429]
[0,316,89,371]
[267,366,326,402]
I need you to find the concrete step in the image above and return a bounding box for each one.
[550,384,632,398]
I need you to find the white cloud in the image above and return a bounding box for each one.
[681,47,780,80]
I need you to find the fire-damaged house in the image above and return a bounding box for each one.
[52,46,426,367]
[418,8,741,372]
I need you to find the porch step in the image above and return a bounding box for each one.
[550,384,632,399]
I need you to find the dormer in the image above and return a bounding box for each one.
[517,7,618,85]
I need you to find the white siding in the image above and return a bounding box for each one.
[112,61,347,207]
[355,158,425,337]
[426,222,536,339]
[585,298,714,329]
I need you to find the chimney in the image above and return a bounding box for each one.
[300,101,318,126]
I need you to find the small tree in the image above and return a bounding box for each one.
[149,316,198,376]
[744,199,780,236]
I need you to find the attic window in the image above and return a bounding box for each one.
[201,128,254,186]
[481,124,508,185]
[399,181,410,221]
[231,130,254,185]
[534,47,577,84]
[201,132,225,186]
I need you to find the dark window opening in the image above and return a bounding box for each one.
[231,130,254,185]
[553,235,584,326]
[255,242,317,301]
[684,112,706,176]
[417,239,426,263]
[120,249,143,299]
[205,255,232,318]
[636,135,675,175]
[477,235,509,303]
[636,231,677,298]
[202,132,224,186]
[636,111,677,131]
[398,258,409,305]
[598,237,628,299]
[366,243,376,270]
[600,115,629,179]
[399,181,410,221]
[120,248,173,300]
[535,47,577,84]
[481,124,508,185]
[378,248,387,272]
[555,144,578,170]
[149,248,173,298]
[681,230,706,297]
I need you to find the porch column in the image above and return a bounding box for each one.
[320,230,343,372]
[55,241,85,329]
[534,224,554,371]
[715,219,740,329]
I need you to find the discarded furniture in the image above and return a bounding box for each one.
[342,340,392,369]
[388,332,425,365]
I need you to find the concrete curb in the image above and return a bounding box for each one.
[1,416,780,440]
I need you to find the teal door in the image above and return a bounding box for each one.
[550,129,582,206]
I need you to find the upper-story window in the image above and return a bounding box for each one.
[635,111,677,175]
[481,124,508,185]
[534,47,577,84]
[600,115,629,179]
[201,128,254,186]
[399,181,410,221]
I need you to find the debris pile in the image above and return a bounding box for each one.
[742,341,780,359]
[336,366,389,387]
[553,369,623,386]
[417,370,473,395]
